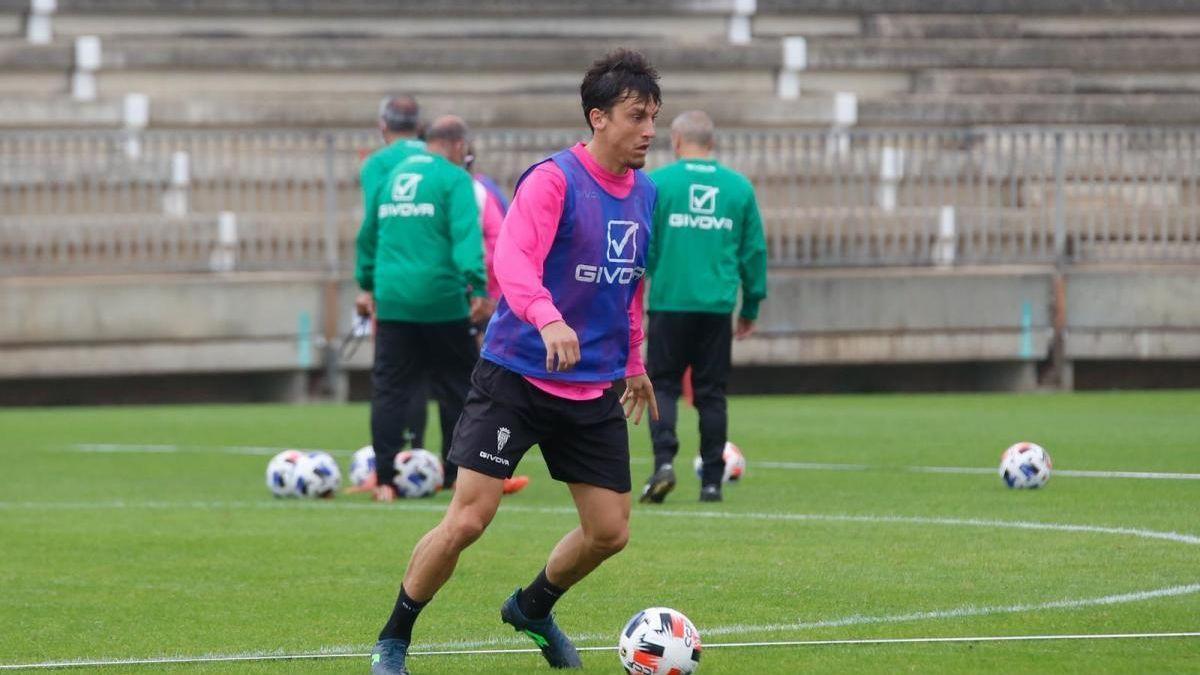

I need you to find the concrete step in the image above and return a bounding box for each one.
[17,35,1200,74]
[865,14,1200,38]
[807,37,1200,70]
[0,0,744,16]
[77,69,777,97]
[914,69,1074,94]
[1073,72,1200,94]
[10,0,1196,15]
[3,35,780,73]
[757,0,1200,14]
[865,15,1022,39]
[30,14,733,39]
[859,94,1200,125]
[0,39,70,71]
[0,92,843,129]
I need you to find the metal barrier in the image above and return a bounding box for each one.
[2,127,1197,275]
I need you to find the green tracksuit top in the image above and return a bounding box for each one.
[647,157,768,320]
[355,151,487,322]
[359,138,427,214]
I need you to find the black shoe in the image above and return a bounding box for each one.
[500,589,583,668]
[700,484,722,502]
[370,638,410,675]
[639,464,676,504]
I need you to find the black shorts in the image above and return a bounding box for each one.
[447,360,631,493]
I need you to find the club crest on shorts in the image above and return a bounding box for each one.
[497,426,511,452]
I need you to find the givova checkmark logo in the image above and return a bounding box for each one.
[689,184,718,214]
[606,220,639,263]
[391,173,423,202]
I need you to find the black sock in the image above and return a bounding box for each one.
[516,568,566,620]
[378,586,428,643]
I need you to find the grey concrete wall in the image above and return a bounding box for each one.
[738,267,1054,365]
[1066,266,1200,360]
[0,272,331,377]
[2,266,1197,392]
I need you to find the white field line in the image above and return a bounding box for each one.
[71,443,352,456]
[3,632,1199,670]
[4,499,1200,546]
[2,502,1198,669]
[67,444,1200,480]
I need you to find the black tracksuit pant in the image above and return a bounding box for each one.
[371,319,477,489]
[646,311,732,488]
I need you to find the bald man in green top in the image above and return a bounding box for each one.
[640,110,768,505]
[356,115,490,499]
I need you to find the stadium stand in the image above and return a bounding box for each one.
[2,0,1199,401]
[5,0,1200,127]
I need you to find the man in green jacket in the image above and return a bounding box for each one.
[639,110,768,504]
[356,115,490,498]
[356,95,432,454]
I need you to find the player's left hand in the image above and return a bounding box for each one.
[736,317,756,340]
[469,296,494,325]
[621,374,659,425]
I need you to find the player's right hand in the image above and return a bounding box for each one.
[355,291,375,318]
[539,320,580,372]
[373,484,396,502]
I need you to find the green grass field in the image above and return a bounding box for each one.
[2,391,1199,673]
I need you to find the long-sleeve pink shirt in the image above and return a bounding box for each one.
[493,142,646,401]
[474,177,506,300]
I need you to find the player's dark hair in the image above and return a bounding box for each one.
[580,49,661,132]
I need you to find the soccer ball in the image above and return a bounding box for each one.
[692,442,746,483]
[618,607,702,675]
[349,445,376,487]
[999,442,1052,489]
[265,450,304,497]
[393,449,444,498]
[292,451,342,498]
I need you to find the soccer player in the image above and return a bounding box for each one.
[369,49,661,674]
[356,115,490,500]
[638,110,768,504]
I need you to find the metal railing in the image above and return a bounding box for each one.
[2,127,1198,275]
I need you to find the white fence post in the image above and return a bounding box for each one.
[776,36,806,100]
[163,151,190,217]
[71,35,101,101]
[934,205,957,267]
[210,211,238,272]
[877,146,904,212]
[26,0,55,44]
[123,93,149,159]
[728,0,756,45]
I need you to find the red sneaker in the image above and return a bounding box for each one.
[502,475,530,495]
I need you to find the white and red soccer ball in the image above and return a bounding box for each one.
[265,450,341,498]
[618,607,702,675]
[292,451,342,498]
[392,449,444,498]
[999,441,1053,489]
[265,450,305,497]
[692,442,746,484]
